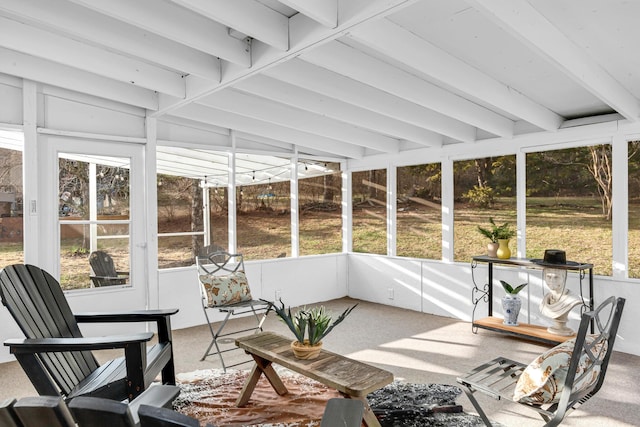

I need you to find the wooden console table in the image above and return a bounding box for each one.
[471,256,594,345]
[235,331,394,427]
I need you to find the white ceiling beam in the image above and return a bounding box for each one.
[0,16,185,98]
[0,47,158,110]
[67,0,251,67]
[0,0,220,81]
[169,0,289,50]
[301,40,514,138]
[470,0,640,122]
[264,58,475,143]
[198,89,400,153]
[350,18,563,132]
[171,104,364,159]
[233,132,294,152]
[279,0,337,27]
[154,0,422,116]
[234,74,442,147]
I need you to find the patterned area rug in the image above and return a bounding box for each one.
[174,368,499,426]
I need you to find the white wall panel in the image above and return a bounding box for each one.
[0,82,22,125]
[347,254,422,312]
[259,254,347,308]
[43,95,145,137]
[347,253,639,357]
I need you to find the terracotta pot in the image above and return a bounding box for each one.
[487,242,499,258]
[291,340,323,360]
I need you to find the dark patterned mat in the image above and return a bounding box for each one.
[174,369,502,426]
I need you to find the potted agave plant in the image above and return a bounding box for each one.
[271,299,357,360]
[500,280,527,326]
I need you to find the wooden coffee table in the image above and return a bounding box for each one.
[235,331,394,427]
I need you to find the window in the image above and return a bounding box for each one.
[397,163,441,259]
[157,174,204,269]
[526,145,612,276]
[453,156,516,262]
[236,158,291,260]
[298,161,342,256]
[352,169,387,254]
[0,130,23,266]
[58,155,131,289]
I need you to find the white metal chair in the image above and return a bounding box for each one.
[195,246,271,370]
[457,296,625,427]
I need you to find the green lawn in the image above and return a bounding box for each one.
[2,196,638,290]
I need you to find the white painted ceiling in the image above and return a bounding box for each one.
[1,0,639,172]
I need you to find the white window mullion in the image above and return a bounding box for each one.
[228,132,237,253]
[290,155,299,257]
[516,151,526,258]
[612,133,628,278]
[441,157,454,262]
[342,165,352,253]
[387,164,396,256]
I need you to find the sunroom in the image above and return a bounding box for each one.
[0,1,639,425]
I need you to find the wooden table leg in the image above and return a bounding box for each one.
[235,355,288,407]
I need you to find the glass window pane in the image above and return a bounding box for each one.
[157,175,204,269]
[209,186,229,250]
[526,145,612,276]
[352,169,387,254]
[59,154,131,290]
[237,173,291,260]
[397,163,442,259]
[0,135,24,266]
[454,156,516,262]
[299,161,342,256]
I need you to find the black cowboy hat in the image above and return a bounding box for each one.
[531,249,579,267]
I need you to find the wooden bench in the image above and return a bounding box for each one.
[235,331,394,427]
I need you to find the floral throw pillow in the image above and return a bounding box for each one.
[199,271,252,307]
[513,335,607,405]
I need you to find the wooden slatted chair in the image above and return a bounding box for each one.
[12,396,76,427]
[69,388,191,427]
[0,264,178,402]
[195,247,271,371]
[89,250,129,287]
[457,296,625,427]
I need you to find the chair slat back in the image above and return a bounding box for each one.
[0,264,99,396]
[89,251,118,278]
[196,248,244,276]
[562,296,625,404]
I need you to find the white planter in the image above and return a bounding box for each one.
[502,295,522,326]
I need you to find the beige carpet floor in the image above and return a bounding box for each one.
[1,297,639,426]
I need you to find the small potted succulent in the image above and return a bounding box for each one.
[500,280,527,326]
[270,299,357,359]
[477,218,515,258]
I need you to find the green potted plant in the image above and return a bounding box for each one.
[477,218,515,258]
[270,299,357,359]
[499,280,527,326]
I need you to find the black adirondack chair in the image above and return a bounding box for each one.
[0,264,177,402]
[89,251,129,287]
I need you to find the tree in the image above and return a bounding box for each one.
[191,180,203,257]
[586,145,613,220]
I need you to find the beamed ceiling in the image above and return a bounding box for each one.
[1,0,639,166]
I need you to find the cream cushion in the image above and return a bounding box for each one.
[513,335,607,404]
[199,271,252,307]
